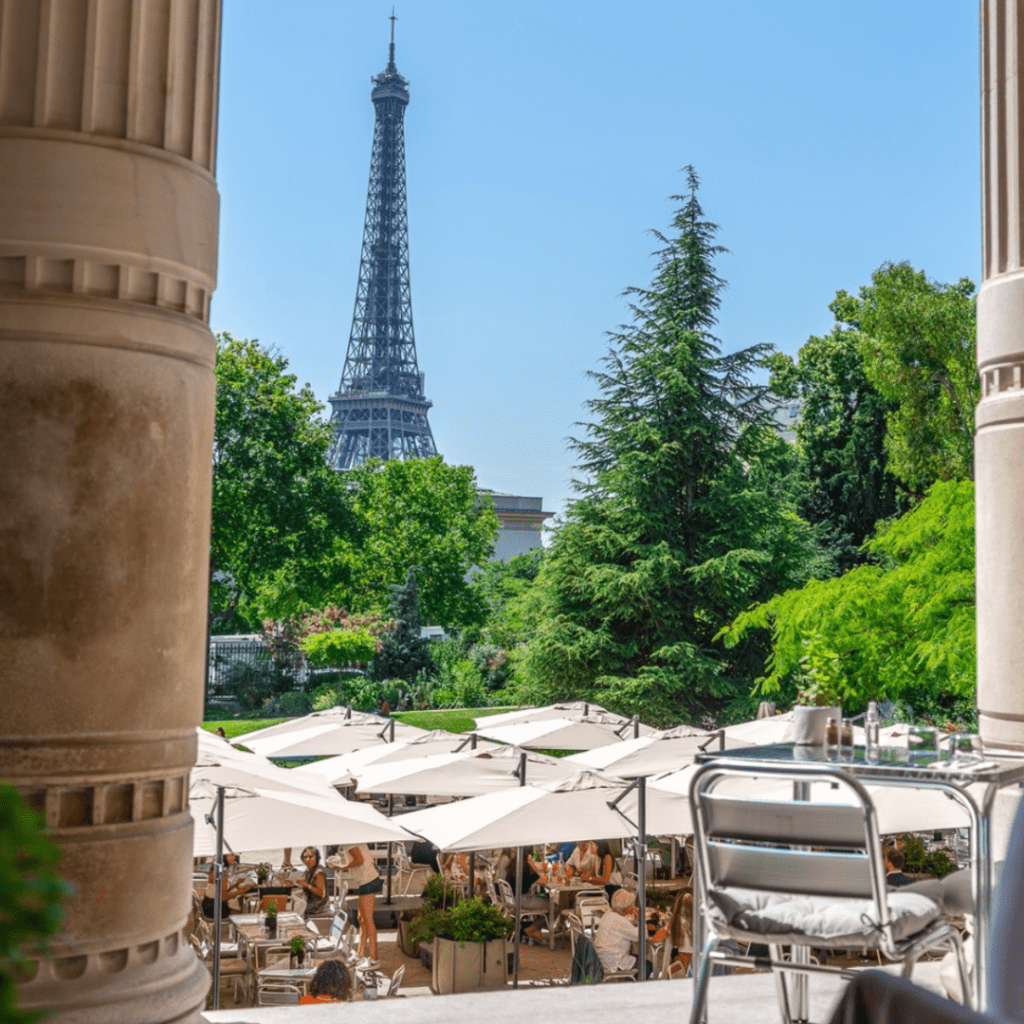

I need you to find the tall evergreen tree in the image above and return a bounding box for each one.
[516,168,822,724]
[370,568,433,683]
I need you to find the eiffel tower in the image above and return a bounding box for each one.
[328,12,437,470]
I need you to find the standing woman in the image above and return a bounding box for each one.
[342,843,382,967]
[296,847,329,918]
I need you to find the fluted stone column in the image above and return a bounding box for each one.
[0,1,221,1021]
[978,1,1024,758]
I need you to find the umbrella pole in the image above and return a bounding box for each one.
[636,776,647,981]
[513,751,526,989]
[385,796,394,904]
[633,715,640,739]
[469,852,475,899]
[211,785,225,1010]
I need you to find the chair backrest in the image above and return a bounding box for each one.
[493,878,516,910]
[258,983,302,1006]
[329,911,347,940]
[261,893,290,914]
[569,927,604,985]
[689,761,891,930]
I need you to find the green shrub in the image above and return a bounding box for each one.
[261,690,311,717]
[301,628,378,668]
[1,784,70,1024]
[897,833,958,877]
[421,873,458,908]
[446,897,513,943]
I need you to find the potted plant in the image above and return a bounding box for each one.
[264,903,278,939]
[288,935,305,968]
[256,864,269,885]
[791,670,842,746]
[401,873,458,962]
[430,896,514,995]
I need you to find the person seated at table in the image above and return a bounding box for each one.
[443,851,471,883]
[593,887,642,974]
[202,853,255,919]
[501,850,550,943]
[579,840,622,900]
[565,841,599,880]
[296,846,330,918]
[653,891,693,976]
[884,847,915,888]
[299,959,351,1004]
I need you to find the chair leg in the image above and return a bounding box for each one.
[768,944,794,1024]
[948,930,973,1009]
[900,951,919,980]
[689,937,719,1024]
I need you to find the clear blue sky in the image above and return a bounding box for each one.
[213,1,980,521]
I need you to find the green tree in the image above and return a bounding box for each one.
[370,569,433,683]
[766,323,902,570]
[211,334,358,629]
[340,457,499,628]
[832,263,978,494]
[516,169,823,725]
[721,480,975,715]
[465,549,543,648]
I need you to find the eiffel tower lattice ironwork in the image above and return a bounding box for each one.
[328,12,437,470]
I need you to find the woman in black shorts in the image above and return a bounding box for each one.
[341,844,383,966]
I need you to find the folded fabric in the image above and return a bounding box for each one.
[707,887,943,949]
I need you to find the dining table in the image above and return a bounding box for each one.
[692,740,1024,1014]
[229,912,319,973]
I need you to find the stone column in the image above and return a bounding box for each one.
[0,1,221,1021]
[978,1,1024,758]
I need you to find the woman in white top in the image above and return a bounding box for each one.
[566,841,599,879]
[341,844,382,966]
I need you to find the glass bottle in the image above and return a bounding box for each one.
[865,701,880,760]
[825,717,839,758]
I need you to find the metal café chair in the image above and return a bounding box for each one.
[688,759,971,1024]
[256,981,302,1006]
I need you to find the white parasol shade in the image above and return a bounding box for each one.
[651,764,974,834]
[564,726,747,777]
[475,702,657,736]
[476,715,632,751]
[233,706,381,747]
[242,719,429,759]
[189,779,413,857]
[397,770,692,852]
[193,732,339,797]
[353,746,579,797]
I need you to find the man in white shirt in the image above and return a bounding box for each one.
[593,888,639,973]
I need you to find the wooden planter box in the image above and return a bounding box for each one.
[397,914,419,958]
[430,937,509,995]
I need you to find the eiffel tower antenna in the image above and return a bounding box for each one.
[328,13,437,470]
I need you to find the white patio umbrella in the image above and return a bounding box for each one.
[564,725,747,776]
[476,715,632,751]
[232,705,381,747]
[189,779,413,857]
[398,769,691,851]
[294,729,501,787]
[399,769,691,987]
[242,718,429,759]
[650,764,974,834]
[475,701,657,736]
[352,746,580,797]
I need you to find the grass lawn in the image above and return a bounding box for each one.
[393,706,515,734]
[200,707,517,739]
[200,719,290,739]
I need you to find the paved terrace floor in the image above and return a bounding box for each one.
[202,938,948,1024]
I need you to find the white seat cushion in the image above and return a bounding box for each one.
[707,887,944,949]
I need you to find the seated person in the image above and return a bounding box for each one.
[443,851,471,882]
[296,846,330,917]
[566,841,599,880]
[299,960,351,1004]
[593,888,640,973]
[885,847,915,888]
[201,853,254,919]
[504,850,549,943]
[579,840,621,899]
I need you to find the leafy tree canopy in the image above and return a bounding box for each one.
[211,334,358,628]
[370,568,433,683]
[832,262,978,494]
[765,323,903,570]
[339,457,499,628]
[515,169,825,725]
[721,480,975,713]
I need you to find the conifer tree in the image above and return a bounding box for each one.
[517,168,821,723]
[370,568,433,683]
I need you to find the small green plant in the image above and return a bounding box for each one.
[256,864,269,883]
[421,873,457,909]
[289,936,305,955]
[897,833,958,877]
[446,897,513,944]
[266,904,278,919]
